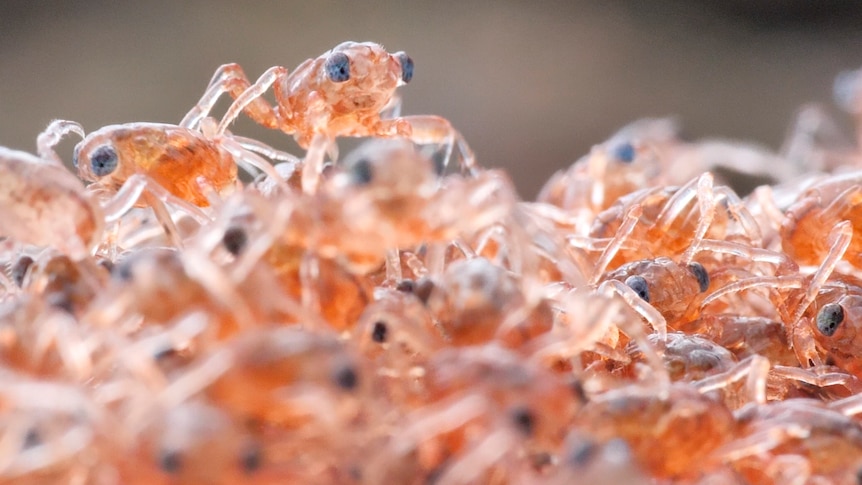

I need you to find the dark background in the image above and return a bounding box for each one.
[2,1,861,198]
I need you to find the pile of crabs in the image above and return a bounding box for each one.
[3,41,862,484]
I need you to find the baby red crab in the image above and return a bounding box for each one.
[781,170,862,269]
[17,250,111,319]
[587,173,764,268]
[64,113,293,210]
[799,272,862,378]
[0,139,177,262]
[186,41,476,186]
[576,383,737,480]
[72,123,240,208]
[587,178,795,331]
[157,327,371,430]
[600,256,712,329]
[0,146,102,259]
[0,378,106,484]
[423,257,555,349]
[537,118,677,219]
[24,119,236,252]
[683,315,797,368]
[363,344,580,484]
[700,221,854,369]
[544,435,651,485]
[717,397,862,484]
[112,402,271,485]
[0,294,105,381]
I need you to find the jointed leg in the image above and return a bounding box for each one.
[715,187,763,246]
[36,120,85,167]
[215,66,288,134]
[789,220,852,326]
[141,191,185,249]
[590,204,641,285]
[232,135,301,165]
[681,173,715,264]
[385,248,403,284]
[379,94,403,119]
[695,355,770,405]
[400,115,478,176]
[221,138,290,194]
[598,279,669,386]
[102,174,210,226]
[301,134,333,195]
[181,63,281,131]
[699,274,803,317]
[655,175,700,235]
[101,175,212,250]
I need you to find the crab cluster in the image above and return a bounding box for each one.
[2,41,862,484]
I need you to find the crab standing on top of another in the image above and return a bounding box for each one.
[183,41,476,193]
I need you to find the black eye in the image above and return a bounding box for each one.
[23,428,41,449]
[396,279,415,293]
[568,439,598,467]
[153,346,179,361]
[510,406,535,436]
[348,158,373,185]
[240,444,262,473]
[816,303,845,337]
[222,226,248,256]
[333,364,358,390]
[611,142,636,163]
[414,277,435,305]
[688,262,710,293]
[11,256,34,287]
[114,260,134,281]
[159,449,182,474]
[90,144,118,176]
[325,52,351,83]
[371,321,388,343]
[395,51,413,83]
[625,275,650,303]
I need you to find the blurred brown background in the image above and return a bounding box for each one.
[2,0,861,198]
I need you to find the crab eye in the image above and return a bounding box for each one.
[396,279,415,293]
[333,364,358,391]
[414,277,435,305]
[23,428,41,449]
[395,51,414,83]
[11,255,33,287]
[625,275,650,303]
[240,444,262,473]
[371,321,388,343]
[222,226,248,256]
[568,439,598,467]
[611,142,636,163]
[325,52,351,83]
[348,158,373,185]
[688,262,710,293]
[816,303,845,337]
[90,144,118,177]
[510,406,535,436]
[159,449,183,474]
